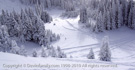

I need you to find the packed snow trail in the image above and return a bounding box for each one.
[62,44,99,50]
[62,26,77,31]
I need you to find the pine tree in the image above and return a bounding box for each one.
[20,9,32,41]
[20,45,27,56]
[112,0,116,29]
[128,8,133,28]
[128,0,134,28]
[0,10,8,25]
[103,8,108,30]
[107,10,111,30]
[44,0,51,8]
[35,19,46,45]
[0,25,10,52]
[87,48,95,59]
[61,52,67,58]
[57,34,60,40]
[123,0,128,26]
[94,24,98,32]
[96,11,103,32]
[10,40,20,55]
[99,36,111,61]
[132,6,135,28]
[50,46,57,57]
[32,49,38,57]
[79,7,88,23]
[65,0,75,12]
[109,5,113,30]
[35,4,43,17]
[40,11,52,23]
[118,3,123,28]
[115,0,119,29]
[57,46,66,58]
[47,45,52,57]
[41,45,47,57]
[59,0,65,9]
[4,12,19,37]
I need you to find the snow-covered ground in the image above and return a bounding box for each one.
[0,0,135,70]
[0,52,134,70]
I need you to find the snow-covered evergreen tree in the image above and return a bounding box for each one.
[35,4,43,17]
[107,10,111,30]
[20,45,27,56]
[20,9,33,41]
[0,25,10,52]
[79,7,88,24]
[99,36,111,61]
[132,6,135,28]
[34,19,47,45]
[57,46,66,58]
[3,12,20,37]
[118,2,123,27]
[44,0,51,9]
[0,10,8,25]
[127,0,134,28]
[123,0,128,26]
[41,45,47,57]
[46,45,52,56]
[45,30,59,45]
[50,46,57,57]
[103,8,109,30]
[114,0,119,29]
[57,34,60,40]
[10,40,20,55]
[87,48,95,59]
[65,0,75,12]
[89,0,99,9]
[111,0,116,29]
[32,49,38,57]
[40,11,52,23]
[96,11,103,32]
[57,46,62,57]
[93,23,98,33]
[61,52,67,58]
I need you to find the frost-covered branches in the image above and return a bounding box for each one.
[0,25,11,52]
[99,36,111,61]
[40,11,52,23]
[79,0,135,32]
[87,48,95,59]
[0,9,59,47]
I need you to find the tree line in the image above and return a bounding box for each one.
[80,0,135,32]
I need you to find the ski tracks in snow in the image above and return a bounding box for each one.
[54,17,135,67]
[62,20,135,60]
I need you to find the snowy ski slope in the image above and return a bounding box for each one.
[0,0,135,70]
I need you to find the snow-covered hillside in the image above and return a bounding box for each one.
[0,0,135,70]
